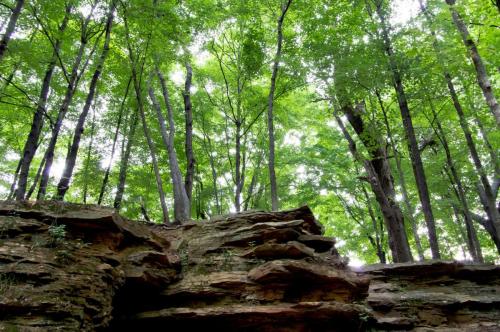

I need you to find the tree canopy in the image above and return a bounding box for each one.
[0,0,499,265]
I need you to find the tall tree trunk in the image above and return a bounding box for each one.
[445,74,500,247]
[445,0,500,126]
[56,2,115,200]
[234,120,243,212]
[201,120,221,215]
[15,5,72,200]
[114,109,138,210]
[82,103,97,204]
[0,0,25,62]
[183,62,195,203]
[37,7,98,199]
[137,94,170,224]
[374,0,440,259]
[378,92,424,260]
[426,100,483,262]
[123,14,170,224]
[98,78,131,205]
[334,112,413,263]
[155,65,191,221]
[420,0,493,259]
[267,0,292,211]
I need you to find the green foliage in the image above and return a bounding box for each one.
[48,224,66,246]
[0,0,499,265]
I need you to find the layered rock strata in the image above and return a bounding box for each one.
[0,201,499,331]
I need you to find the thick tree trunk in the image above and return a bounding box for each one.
[56,2,115,200]
[445,0,500,126]
[334,112,413,263]
[113,109,138,210]
[15,5,72,200]
[375,1,440,259]
[37,8,97,199]
[378,93,424,260]
[267,0,292,211]
[183,62,195,203]
[155,66,191,221]
[0,0,25,62]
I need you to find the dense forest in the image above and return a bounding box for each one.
[0,0,498,265]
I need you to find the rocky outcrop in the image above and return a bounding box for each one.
[357,261,500,331]
[0,201,499,331]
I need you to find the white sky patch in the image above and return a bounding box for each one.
[283,130,302,147]
[50,157,66,182]
[391,0,420,25]
[170,68,185,87]
[296,165,307,181]
[348,255,364,267]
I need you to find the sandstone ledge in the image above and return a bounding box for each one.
[0,201,499,331]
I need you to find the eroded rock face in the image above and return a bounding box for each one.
[357,261,500,331]
[0,201,499,331]
[0,201,180,331]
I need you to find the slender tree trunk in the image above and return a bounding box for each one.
[7,157,21,199]
[201,121,221,215]
[427,102,483,262]
[375,1,440,259]
[378,92,424,260]
[0,0,25,62]
[267,0,292,211]
[25,154,46,200]
[137,95,170,224]
[56,2,115,200]
[155,65,191,221]
[183,62,195,203]
[123,14,170,224]
[445,73,500,244]
[334,112,413,262]
[445,0,500,126]
[82,103,97,204]
[114,109,138,210]
[235,120,243,212]
[37,5,98,200]
[140,196,151,223]
[444,167,483,262]
[15,5,72,200]
[420,0,492,259]
[450,203,474,259]
[244,152,263,211]
[361,184,386,263]
[98,78,131,205]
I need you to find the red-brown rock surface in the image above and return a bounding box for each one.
[0,201,499,331]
